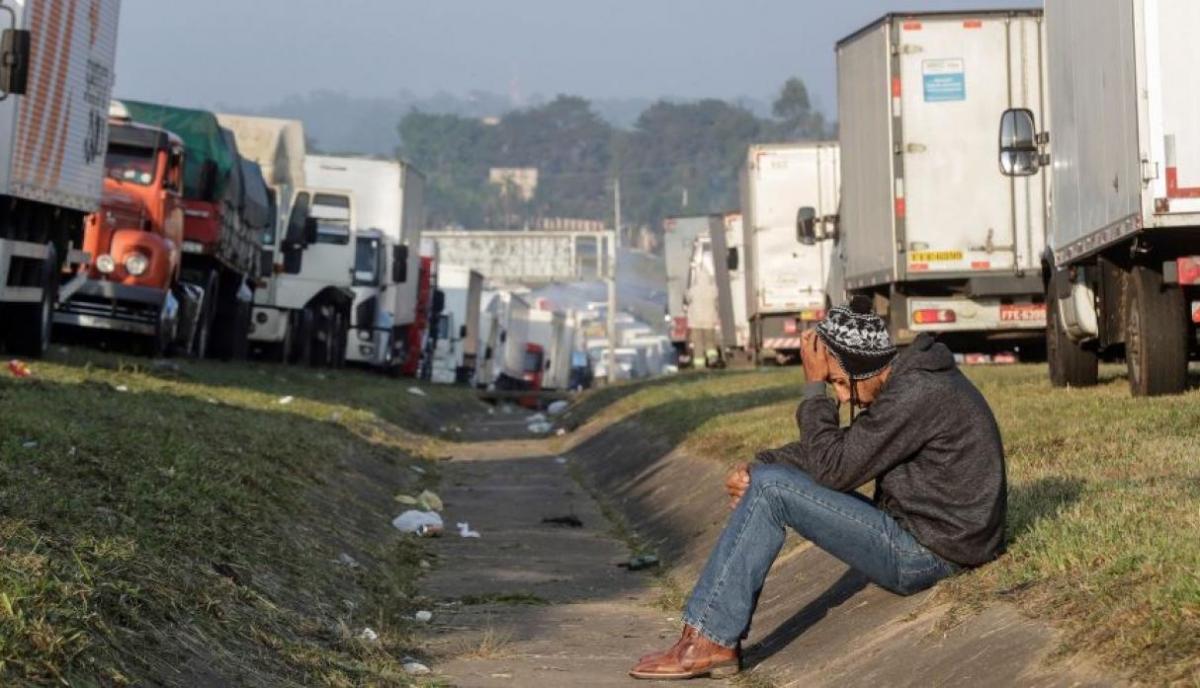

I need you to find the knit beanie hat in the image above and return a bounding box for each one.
[814,296,898,380]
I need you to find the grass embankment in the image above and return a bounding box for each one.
[0,349,473,686]
[567,365,1200,683]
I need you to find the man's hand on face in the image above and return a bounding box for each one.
[800,330,831,384]
[725,462,751,510]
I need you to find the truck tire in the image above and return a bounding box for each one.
[193,271,218,359]
[291,309,315,366]
[331,311,347,368]
[6,244,58,357]
[1124,263,1188,396]
[1047,297,1098,388]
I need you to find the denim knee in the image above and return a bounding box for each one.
[750,463,814,491]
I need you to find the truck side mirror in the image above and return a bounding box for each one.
[392,245,408,283]
[726,247,739,271]
[999,108,1040,176]
[796,206,819,245]
[459,324,467,338]
[303,217,318,245]
[0,26,32,97]
[432,289,445,314]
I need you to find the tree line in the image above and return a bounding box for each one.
[398,78,832,237]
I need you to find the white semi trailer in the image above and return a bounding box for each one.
[217,115,353,365]
[722,212,751,352]
[999,0,1200,396]
[0,0,121,356]
[741,143,839,363]
[826,10,1047,348]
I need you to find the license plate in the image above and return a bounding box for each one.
[1000,303,1046,322]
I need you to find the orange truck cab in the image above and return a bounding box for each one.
[54,118,189,353]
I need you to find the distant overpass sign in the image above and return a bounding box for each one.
[424,230,616,284]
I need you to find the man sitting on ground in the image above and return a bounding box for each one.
[629,296,1007,680]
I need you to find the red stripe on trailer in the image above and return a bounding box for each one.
[902,21,922,30]
[895,197,906,218]
[891,77,902,98]
[963,19,983,29]
[1166,166,1200,198]
[909,263,929,271]
[1192,301,1200,324]
[971,261,991,269]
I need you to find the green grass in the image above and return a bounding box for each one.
[0,348,474,686]
[567,364,1200,683]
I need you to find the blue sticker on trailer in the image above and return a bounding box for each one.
[922,59,965,102]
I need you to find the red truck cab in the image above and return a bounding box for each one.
[520,342,545,409]
[83,120,185,291]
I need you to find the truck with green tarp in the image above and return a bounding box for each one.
[119,100,266,358]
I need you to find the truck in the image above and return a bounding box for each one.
[822,11,1047,352]
[304,155,424,371]
[662,215,716,360]
[722,212,751,353]
[527,307,579,391]
[477,290,541,391]
[304,156,427,369]
[740,143,839,363]
[998,0,1200,396]
[683,234,727,367]
[121,101,265,359]
[428,264,483,384]
[217,114,352,365]
[0,0,121,356]
[54,112,196,354]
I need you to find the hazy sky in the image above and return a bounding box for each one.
[115,0,1039,115]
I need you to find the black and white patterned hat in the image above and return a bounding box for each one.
[814,296,897,380]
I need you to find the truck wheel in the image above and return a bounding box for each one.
[278,316,294,363]
[291,309,315,366]
[1047,297,1098,388]
[331,311,347,368]
[1124,263,1188,396]
[7,244,58,357]
[193,272,218,359]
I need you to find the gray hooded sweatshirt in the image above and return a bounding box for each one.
[756,334,1007,567]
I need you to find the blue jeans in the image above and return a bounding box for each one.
[682,463,960,647]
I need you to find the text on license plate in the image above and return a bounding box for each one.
[1000,303,1046,322]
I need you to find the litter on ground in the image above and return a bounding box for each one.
[402,659,431,676]
[394,494,419,506]
[417,489,444,512]
[393,510,444,535]
[277,395,294,405]
[407,387,427,397]
[456,522,481,538]
[554,457,568,464]
[8,360,31,378]
[542,515,583,528]
[334,553,360,569]
[527,421,553,434]
[547,400,569,415]
[414,610,433,623]
[409,465,427,475]
[357,627,379,642]
[619,554,660,571]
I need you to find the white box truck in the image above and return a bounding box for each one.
[218,115,353,365]
[998,0,1200,396]
[683,234,727,367]
[740,143,839,363]
[478,290,537,390]
[662,215,716,357]
[305,155,424,370]
[722,212,751,351]
[429,264,483,384]
[828,10,1047,348]
[0,0,121,356]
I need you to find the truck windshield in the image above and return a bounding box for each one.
[353,237,381,286]
[106,143,158,186]
[523,350,544,373]
[312,193,351,245]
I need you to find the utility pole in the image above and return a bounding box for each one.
[607,177,620,384]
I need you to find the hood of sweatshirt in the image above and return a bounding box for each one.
[891,333,956,376]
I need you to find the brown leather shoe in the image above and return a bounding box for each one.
[629,625,740,680]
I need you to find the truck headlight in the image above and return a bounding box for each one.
[124,252,149,276]
[96,254,116,274]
